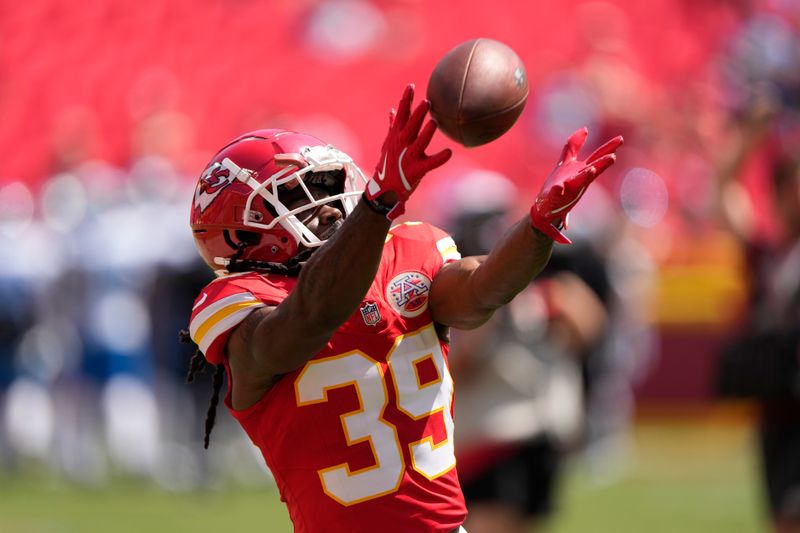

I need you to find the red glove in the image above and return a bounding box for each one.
[530,128,623,244]
[364,84,452,220]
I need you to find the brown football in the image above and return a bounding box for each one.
[427,38,529,147]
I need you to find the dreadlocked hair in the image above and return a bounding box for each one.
[204,365,225,449]
[179,241,312,448]
[180,329,225,449]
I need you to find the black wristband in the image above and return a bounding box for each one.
[531,226,549,239]
[529,217,563,241]
[361,191,394,217]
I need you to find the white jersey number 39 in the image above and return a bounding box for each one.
[295,324,456,505]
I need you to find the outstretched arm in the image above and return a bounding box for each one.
[430,128,623,330]
[430,220,553,330]
[228,85,451,407]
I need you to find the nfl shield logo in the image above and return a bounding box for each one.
[360,302,381,326]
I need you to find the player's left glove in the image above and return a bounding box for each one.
[530,128,623,244]
[364,84,452,220]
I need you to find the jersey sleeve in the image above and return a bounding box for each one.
[388,221,462,279]
[188,273,284,365]
[434,229,461,266]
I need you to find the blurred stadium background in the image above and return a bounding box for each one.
[1,0,798,531]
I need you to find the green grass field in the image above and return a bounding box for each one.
[552,415,765,533]
[0,415,766,533]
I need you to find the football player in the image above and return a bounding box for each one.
[185,84,622,533]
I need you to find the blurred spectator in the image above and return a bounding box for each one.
[530,29,663,483]
[0,181,42,472]
[715,147,800,531]
[445,172,609,533]
[0,80,265,489]
[712,16,800,528]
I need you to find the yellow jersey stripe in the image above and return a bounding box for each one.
[436,236,461,262]
[392,221,423,228]
[198,304,265,355]
[193,300,263,347]
[436,236,456,252]
[440,245,460,261]
[190,292,260,338]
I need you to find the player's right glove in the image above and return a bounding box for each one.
[530,128,623,244]
[364,84,452,220]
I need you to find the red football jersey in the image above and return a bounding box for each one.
[189,222,465,533]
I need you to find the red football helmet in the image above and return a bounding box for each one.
[190,129,368,272]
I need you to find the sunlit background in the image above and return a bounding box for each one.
[1,0,799,531]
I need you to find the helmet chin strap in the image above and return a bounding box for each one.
[226,241,314,276]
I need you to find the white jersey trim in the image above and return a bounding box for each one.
[190,292,261,338]
[436,236,461,263]
[198,304,264,355]
[190,292,265,355]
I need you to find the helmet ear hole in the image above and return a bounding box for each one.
[235,230,262,246]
